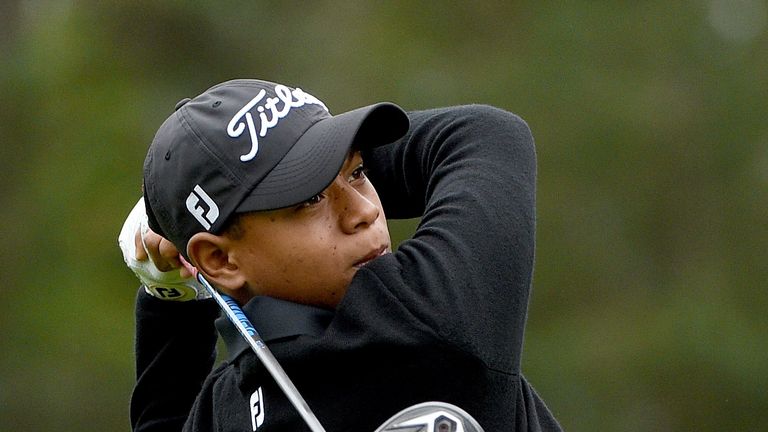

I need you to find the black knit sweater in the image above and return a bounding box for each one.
[131,105,562,432]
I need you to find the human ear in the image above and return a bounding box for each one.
[187,232,246,293]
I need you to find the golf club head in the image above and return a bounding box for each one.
[373,402,484,432]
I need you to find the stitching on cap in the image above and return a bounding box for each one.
[178,107,243,185]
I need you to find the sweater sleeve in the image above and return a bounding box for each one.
[130,288,221,432]
[359,105,537,373]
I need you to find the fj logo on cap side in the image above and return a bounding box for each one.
[227,84,328,162]
[186,185,219,230]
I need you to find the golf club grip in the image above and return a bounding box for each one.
[196,273,327,432]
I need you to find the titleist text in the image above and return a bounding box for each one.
[227,85,329,162]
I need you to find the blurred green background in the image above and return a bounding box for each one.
[1,1,766,430]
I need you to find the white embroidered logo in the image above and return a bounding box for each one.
[250,387,265,431]
[227,85,329,162]
[185,184,219,230]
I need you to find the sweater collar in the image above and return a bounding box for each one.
[215,296,333,361]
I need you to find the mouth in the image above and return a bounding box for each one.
[353,246,389,269]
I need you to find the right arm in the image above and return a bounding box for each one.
[120,200,220,431]
[359,105,537,372]
[131,291,219,432]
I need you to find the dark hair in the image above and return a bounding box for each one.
[220,213,248,240]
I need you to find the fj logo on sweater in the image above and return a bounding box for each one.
[227,85,329,162]
[250,387,265,430]
[186,185,219,230]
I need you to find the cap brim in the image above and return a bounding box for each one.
[236,102,409,213]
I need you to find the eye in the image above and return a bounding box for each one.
[297,193,325,209]
[348,163,367,183]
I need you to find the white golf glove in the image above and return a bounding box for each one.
[118,198,210,301]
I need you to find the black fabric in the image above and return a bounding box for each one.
[131,291,220,432]
[216,297,334,361]
[131,105,563,432]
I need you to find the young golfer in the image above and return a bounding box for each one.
[120,78,562,431]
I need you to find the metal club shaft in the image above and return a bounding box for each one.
[197,273,327,432]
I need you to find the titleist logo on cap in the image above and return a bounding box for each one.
[227,85,329,162]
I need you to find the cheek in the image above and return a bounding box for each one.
[276,239,353,300]
[277,223,343,272]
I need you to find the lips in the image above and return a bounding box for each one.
[354,246,389,268]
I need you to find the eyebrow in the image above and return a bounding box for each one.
[345,150,362,164]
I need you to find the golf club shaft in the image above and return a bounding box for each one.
[196,273,327,432]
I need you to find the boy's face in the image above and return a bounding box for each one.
[227,151,390,309]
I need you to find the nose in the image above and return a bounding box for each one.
[333,178,380,234]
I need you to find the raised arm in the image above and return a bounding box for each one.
[359,105,537,373]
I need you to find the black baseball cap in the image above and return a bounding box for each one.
[143,79,409,258]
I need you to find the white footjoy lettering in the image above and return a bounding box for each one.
[250,387,265,431]
[186,185,219,230]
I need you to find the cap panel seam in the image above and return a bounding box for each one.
[178,107,243,185]
[144,151,175,237]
